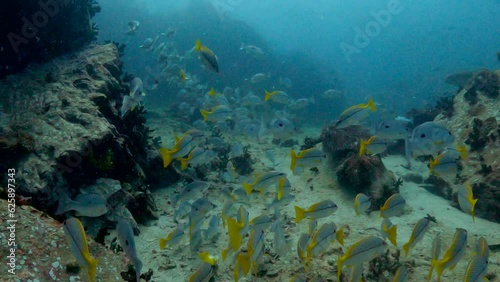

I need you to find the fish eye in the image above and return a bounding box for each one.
[385,125,389,128]
[279,123,284,127]
[125,240,129,246]
[420,134,426,138]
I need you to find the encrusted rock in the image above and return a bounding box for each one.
[336,155,398,208]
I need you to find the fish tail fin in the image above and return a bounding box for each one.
[457,144,467,159]
[208,87,215,97]
[359,138,368,156]
[242,183,253,195]
[402,242,410,257]
[195,39,202,51]
[294,205,306,222]
[471,197,478,223]
[431,259,445,282]
[336,228,345,246]
[86,256,98,282]
[180,157,190,171]
[236,253,251,276]
[159,238,167,250]
[200,109,210,122]
[277,177,284,200]
[290,149,298,171]
[221,247,229,261]
[367,98,376,111]
[429,157,437,174]
[227,218,242,251]
[159,148,174,168]
[55,192,74,215]
[264,90,272,101]
[388,225,398,247]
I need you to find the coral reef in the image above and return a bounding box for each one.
[0,0,101,79]
[336,155,398,208]
[434,69,500,223]
[0,44,164,224]
[320,124,369,165]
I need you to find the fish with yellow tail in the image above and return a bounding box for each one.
[402,218,431,257]
[63,218,98,282]
[359,136,387,156]
[427,236,442,280]
[194,39,219,73]
[305,222,344,266]
[334,98,376,129]
[379,193,406,218]
[294,200,338,223]
[354,193,371,216]
[200,105,232,122]
[337,236,388,280]
[380,218,398,246]
[198,252,218,266]
[242,171,286,195]
[457,183,478,222]
[159,134,195,168]
[158,223,185,250]
[429,152,459,177]
[429,228,467,282]
[290,147,327,175]
[264,90,290,104]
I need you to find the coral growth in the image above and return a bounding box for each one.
[366,249,412,281]
[336,155,397,207]
[465,117,498,151]
[320,124,369,165]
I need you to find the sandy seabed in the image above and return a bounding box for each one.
[114,123,500,282]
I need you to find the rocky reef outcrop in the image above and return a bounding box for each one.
[0,43,175,228]
[435,69,500,223]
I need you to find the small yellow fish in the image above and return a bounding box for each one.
[294,200,338,222]
[337,236,388,279]
[463,255,488,282]
[402,218,430,257]
[334,98,376,129]
[159,134,195,168]
[430,228,468,282]
[379,193,406,218]
[63,218,98,282]
[195,39,219,73]
[457,183,478,222]
[359,136,387,156]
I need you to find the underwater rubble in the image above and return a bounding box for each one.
[435,69,500,223]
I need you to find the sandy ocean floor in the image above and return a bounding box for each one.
[110,119,500,282]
